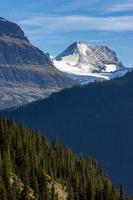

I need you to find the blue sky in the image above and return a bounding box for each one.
[0,0,133,67]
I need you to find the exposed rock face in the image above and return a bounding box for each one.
[0,17,76,110]
[0,17,27,39]
[0,37,51,65]
[0,17,51,65]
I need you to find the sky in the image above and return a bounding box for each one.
[0,0,133,67]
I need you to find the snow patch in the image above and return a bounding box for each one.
[105,64,117,72]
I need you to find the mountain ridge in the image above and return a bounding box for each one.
[0,17,29,41]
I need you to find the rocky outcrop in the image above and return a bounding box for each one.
[0,17,51,65]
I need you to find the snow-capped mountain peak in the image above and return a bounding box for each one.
[55,42,124,74]
[53,42,131,84]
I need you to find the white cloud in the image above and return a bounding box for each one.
[23,0,102,12]
[18,15,133,33]
[105,2,133,12]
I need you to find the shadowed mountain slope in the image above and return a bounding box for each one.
[3,71,133,194]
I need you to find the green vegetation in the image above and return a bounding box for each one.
[5,71,133,194]
[0,117,132,200]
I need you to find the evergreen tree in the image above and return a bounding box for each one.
[51,183,55,200]
[0,117,131,200]
[0,182,7,200]
[119,184,125,200]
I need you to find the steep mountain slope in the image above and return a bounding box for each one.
[3,71,133,194]
[0,17,76,110]
[0,117,127,200]
[53,42,130,84]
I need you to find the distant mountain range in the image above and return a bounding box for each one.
[0,17,132,110]
[3,71,133,194]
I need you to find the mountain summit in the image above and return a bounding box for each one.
[56,42,124,72]
[0,17,76,110]
[0,17,28,40]
[0,17,50,65]
[54,42,129,84]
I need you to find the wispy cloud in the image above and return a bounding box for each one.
[18,15,133,33]
[10,0,104,16]
[105,2,133,13]
[54,0,102,11]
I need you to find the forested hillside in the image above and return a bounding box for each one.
[0,117,130,200]
[3,71,133,194]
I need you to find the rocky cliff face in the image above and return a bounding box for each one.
[0,37,51,65]
[0,17,51,65]
[0,17,76,110]
[0,17,27,39]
